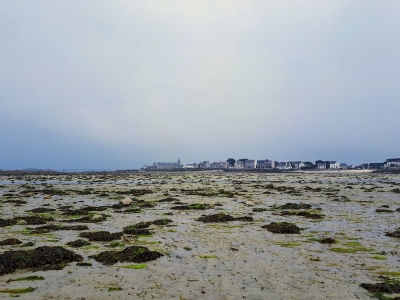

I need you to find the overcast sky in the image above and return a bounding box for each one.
[1,1,399,169]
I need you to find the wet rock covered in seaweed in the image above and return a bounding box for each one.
[122,227,153,235]
[79,231,123,241]
[360,280,400,293]
[319,237,336,244]
[61,215,107,223]
[0,239,22,246]
[122,219,173,231]
[277,202,312,210]
[171,204,208,210]
[0,246,83,275]
[386,230,400,238]
[26,207,56,213]
[278,210,324,219]
[0,216,54,227]
[197,213,253,223]
[151,218,173,225]
[89,246,163,265]
[66,239,91,248]
[28,224,88,234]
[261,222,301,234]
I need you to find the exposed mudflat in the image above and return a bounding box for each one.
[0,170,399,299]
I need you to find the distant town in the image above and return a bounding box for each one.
[1,157,399,174]
[143,157,400,170]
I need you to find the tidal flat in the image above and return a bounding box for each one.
[0,170,399,299]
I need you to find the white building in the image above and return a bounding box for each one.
[199,161,210,169]
[234,160,244,169]
[184,163,198,169]
[276,162,292,169]
[387,158,400,168]
[256,159,275,169]
[244,159,257,169]
[289,161,304,170]
[210,161,228,169]
[315,160,340,169]
[151,158,182,169]
[329,161,340,169]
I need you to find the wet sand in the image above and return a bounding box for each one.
[0,171,399,299]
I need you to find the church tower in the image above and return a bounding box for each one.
[178,158,181,166]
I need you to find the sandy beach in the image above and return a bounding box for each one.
[0,170,399,299]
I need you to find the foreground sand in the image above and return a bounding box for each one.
[0,171,399,299]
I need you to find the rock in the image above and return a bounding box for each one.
[79,231,123,241]
[17,220,27,225]
[91,214,104,221]
[0,246,83,275]
[278,202,312,210]
[44,195,52,199]
[360,281,400,293]
[386,231,400,238]
[66,239,91,248]
[89,246,163,265]
[121,197,133,205]
[261,222,301,234]
[376,209,393,213]
[197,213,253,223]
[246,201,255,206]
[0,238,22,246]
[319,237,336,244]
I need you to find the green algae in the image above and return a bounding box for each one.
[77,262,92,266]
[363,266,379,270]
[331,241,373,253]
[7,276,44,282]
[306,237,319,243]
[13,230,31,235]
[106,242,125,248]
[344,242,363,247]
[0,287,34,294]
[83,245,100,250]
[278,242,301,247]
[370,255,388,260]
[331,247,372,253]
[119,264,147,269]
[377,272,400,277]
